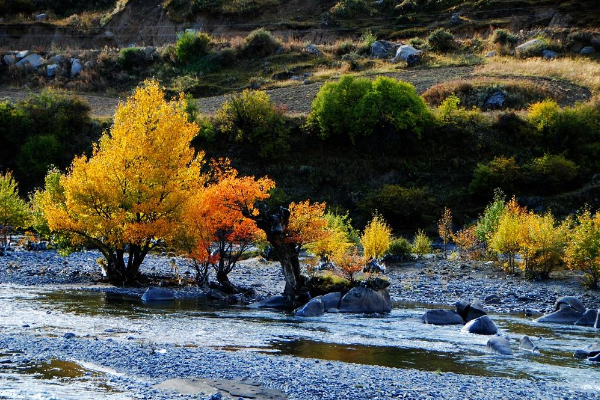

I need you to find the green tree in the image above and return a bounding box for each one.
[564,210,600,289]
[0,171,30,253]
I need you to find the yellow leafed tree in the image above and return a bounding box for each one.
[40,80,204,284]
[489,197,525,274]
[361,214,392,260]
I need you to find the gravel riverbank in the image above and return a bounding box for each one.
[1,249,600,400]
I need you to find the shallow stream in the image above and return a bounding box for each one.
[0,284,599,398]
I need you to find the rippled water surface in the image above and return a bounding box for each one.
[1,284,599,396]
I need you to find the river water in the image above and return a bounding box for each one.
[0,284,599,398]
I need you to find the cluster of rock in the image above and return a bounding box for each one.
[515,38,599,59]
[422,299,541,356]
[250,284,392,317]
[536,296,599,328]
[370,40,422,66]
[2,50,84,78]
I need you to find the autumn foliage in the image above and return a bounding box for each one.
[39,80,204,284]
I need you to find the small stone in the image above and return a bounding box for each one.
[487,336,513,355]
[519,335,538,353]
[462,316,498,335]
[580,46,596,55]
[63,332,76,339]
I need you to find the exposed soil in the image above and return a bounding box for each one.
[0,65,591,117]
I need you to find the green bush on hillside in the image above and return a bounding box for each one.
[469,156,521,198]
[308,75,432,143]
[242,28,280,58]
[427,28,456,53]
[491,29,518,46]
[523,154,580,195]
[176,31,211,63]
[214,89,289,158]
[118,47,147,70]
[360,185,434,229]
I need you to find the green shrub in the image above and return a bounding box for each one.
[387,237,412,258]
[427,28,456,53]
[176,31,211,63]
[474,189,505,242]
[491,29,518,46]
[308,75,432,143]
[516,37,549,58]
[523,154,580,195]
[360,29,377,53]
[118,47,146,70]
[214,89,289,158]
[412,230,432,257]
[408,37,426,49]
[242,28,280,58]
[360,185,434,229]
[330,0,370,19]
[469,156,521,198]
[0,91,99,193]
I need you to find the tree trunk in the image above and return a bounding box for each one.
[254,207,304,307]
[103,245,147,286]
[216,268,238,294]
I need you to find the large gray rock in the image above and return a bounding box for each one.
[295,297,324,317]
[47,64,58,77]
[16,50,29,60]
[249,295,287,309]
[516,39,546,55]
[455,299,487,322]
[519,335,538,353]
[36,13,46,21]
[322,292,342,310]
[338,287,392,314]
[574,342,600,359]
[3,54,16,66]
[462,316,498,335]
[370,40,395,59]
[580,46,596,55]
[422,309,465,325]
[141,287,174,302]
[542,49,558,60]
[16,54,45,69]
[391,45,421,63]
[70,59,83,77]
[537,306,583,325]
[554,296,586,313]
[487,336,512,355]
[465,300,487,322]
[575,309,598,327]
[304,44,321,55]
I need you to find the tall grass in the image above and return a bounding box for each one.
[477,57,600,93]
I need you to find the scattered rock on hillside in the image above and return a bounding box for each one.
[484,92,506,109]
[580,46,596,55]
[516,39,546,55]
[47,64,58,77]
[391,45,421,63]
[16,54,45,69]
[370,40,395,59]
[36,14,47,21]
[16,50,29,60]
[542,49,558,59]
[305,44,321,55]
[3,54,16,65]
[70,59,83,77]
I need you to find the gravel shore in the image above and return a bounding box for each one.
[1,249,600,400]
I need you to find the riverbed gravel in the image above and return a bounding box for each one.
[0,332,598,400]
[2,249,600,400]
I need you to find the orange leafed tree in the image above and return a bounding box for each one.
[178,160,275,291]
[40,80,204,284]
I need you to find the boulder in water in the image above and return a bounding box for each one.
[519,335,538,353]
[422,309,465,325]
[249,295,287,309]
[462,316,498,335]
[295,297,324,317]
[487,336,512,355]
[338,286,392,314]
[575,309,598,327]
[554,296,586,313]
[322,292,342,310]
[537,306,583,325]
[141,287,174,302]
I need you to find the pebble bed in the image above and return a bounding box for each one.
[1,249,600,400]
